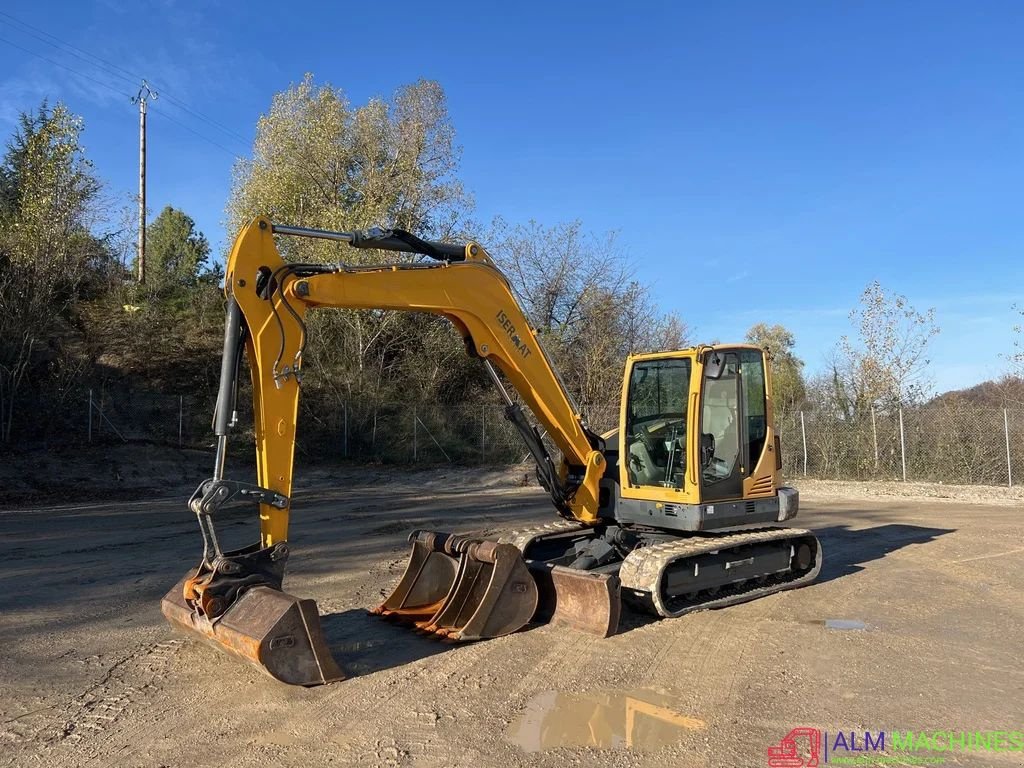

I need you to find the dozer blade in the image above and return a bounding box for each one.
[529,562,621,638]
[161,573,344,686]
[373,531,539,641]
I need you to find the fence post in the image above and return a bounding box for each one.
[481,405,486,463]
[898,407,907,482]
[88,389,93,443]
[343,402,349,459]
[178,395,183,447]
[800,411,808,477]
[413,407,418,462]
[1005,409,1013,488]
[871,407,879,471]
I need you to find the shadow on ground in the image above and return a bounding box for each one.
[814,523,956,583]
[319,608,456,678]
[314,522,959,677]
[319,606,546,679]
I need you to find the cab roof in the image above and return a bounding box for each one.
[626,343,764,363]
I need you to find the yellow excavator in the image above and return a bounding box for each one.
[162,218,822,685]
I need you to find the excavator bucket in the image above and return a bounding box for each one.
[161,572,344,686]
[373,531,539,641]
[528,563,621,638]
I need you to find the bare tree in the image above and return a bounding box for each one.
[486,218,689,410]
[1011,304,1024,376]
[829,281,939,418]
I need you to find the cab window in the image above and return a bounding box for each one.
[624,359,691,489]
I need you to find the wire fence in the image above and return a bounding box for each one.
[18,389,1024,488]
[776,406,1022,486]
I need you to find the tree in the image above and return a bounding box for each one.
[487,218,689,413]
[1011,304,1024,376]
[0,101,106,441]
[139,205,214,293]
[228,74,468,247]
[829,281,939,418]
[745,323,806,417]
[226,75,475,410]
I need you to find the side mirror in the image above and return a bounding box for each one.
[703,350,726,379]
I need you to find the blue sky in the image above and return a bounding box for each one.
[1,1,1022,393]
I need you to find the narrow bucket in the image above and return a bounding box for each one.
[373,531,539,641]
[161,573,344,686]
[372,531,461,624]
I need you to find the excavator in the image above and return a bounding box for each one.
[161,218,822,685]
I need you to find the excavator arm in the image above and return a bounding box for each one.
[221,217,605,549]
[162,218,614,684]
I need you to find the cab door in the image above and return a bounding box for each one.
[698,348,769,502]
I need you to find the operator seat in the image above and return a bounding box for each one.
[628,439,662,486]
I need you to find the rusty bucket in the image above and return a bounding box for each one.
[373,531,539,641]
[528,563,621,638]
[161,572,344,686]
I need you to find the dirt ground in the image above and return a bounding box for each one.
[2,465,1023,768]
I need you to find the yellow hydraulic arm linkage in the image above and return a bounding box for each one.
[162,218,611,685]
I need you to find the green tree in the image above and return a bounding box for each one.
[226,75,474,411]
[228,74,468,247]
[139,205,213,293]
[0,101,106,441]
[745,323,806,417]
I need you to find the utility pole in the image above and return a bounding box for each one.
[132,81,157,284]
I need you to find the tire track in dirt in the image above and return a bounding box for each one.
[0,638,185,768]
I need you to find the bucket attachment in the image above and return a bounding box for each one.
[161,572,344,686]
[528,562,621,638]
[373,531,539,641]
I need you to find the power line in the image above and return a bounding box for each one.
[0,34,246,159]
[0,35,130,99]
[149,104,244,160]
[0,10,138,89]
[0,10,250,147]
[152,92,250,146]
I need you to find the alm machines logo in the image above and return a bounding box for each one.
[767,728,822,767]
[766,726,1024,765]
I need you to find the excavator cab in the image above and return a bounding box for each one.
[161,219,820,686]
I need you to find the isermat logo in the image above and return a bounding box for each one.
[767,727,1024,766]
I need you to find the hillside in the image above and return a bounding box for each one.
[931,375,1024,409]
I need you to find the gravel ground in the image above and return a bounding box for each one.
[1,466,1022,767]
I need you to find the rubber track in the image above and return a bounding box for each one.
[499,520,593,554]
[618,527,822,618]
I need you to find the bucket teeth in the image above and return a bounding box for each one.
[373,531,539,641]
[161,573,344,686]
